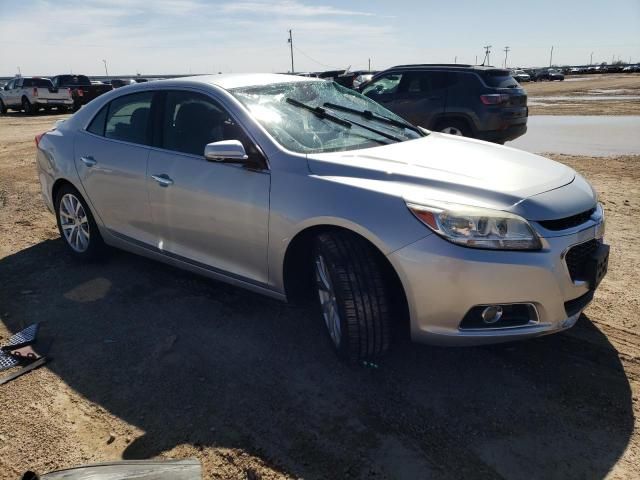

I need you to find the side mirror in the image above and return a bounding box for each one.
[204,140,248,163]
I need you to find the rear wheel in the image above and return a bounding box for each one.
[22,97,36,115]
[313,231,392,363]
[55,185,106,260]
[436,119,471,137]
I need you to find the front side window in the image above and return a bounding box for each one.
[231,81,421,154]
[104,92,153,145]
[362,73,403,97]
[161,91,265,163]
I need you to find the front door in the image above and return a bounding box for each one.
[147,90,271,285]
[74,91,156,245]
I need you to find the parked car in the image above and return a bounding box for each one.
[511,69,531,82]
[532,69,565,81]
[352,72,376,89]
[34,74,608,362]
[622,65,640,73]
[51,75,112,111]
[110,78,135,88]
[360,64,527,143]
[0,77,73,114]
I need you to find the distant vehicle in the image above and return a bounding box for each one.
[35,74,607,362]
[110,78,135,88]
[352,73,375,89]
[511,69,531,82]
[569,67,585,74]
[360,64,527,144]
[51,75,112,111]
[533,69,565,81]
[0,77,73,114]
[622,65,640,73]
[134,78,149,83]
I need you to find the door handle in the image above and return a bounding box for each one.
[151,174,174,187]
[80,156,97,167]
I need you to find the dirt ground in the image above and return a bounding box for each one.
[0,113,639,479]
[525,74,640,115]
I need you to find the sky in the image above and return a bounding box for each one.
[0,0,638,77]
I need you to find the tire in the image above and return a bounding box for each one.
[22,97,36,115]
[0,100,6,115]
[436,119,471,137]
[313,231,392,363]
[55,184,106,260]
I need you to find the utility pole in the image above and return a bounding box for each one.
[102,59,109,80]
[475,55,478,65]
[287,29,295,74]
[483,45,492,66]
[590,51,594,65]
[503,46,510,68]
[368,58,371,71]
[549,46,554,67]
[454,56,457,64]
[17,66,21,76]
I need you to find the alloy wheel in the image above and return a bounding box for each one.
[315,254,341,347]
[441,126,463,136]
[59,193,90,252]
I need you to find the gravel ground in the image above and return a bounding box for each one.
[0,113,639,479]
[525,74,640,115]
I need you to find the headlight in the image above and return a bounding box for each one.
[407,202,541,250]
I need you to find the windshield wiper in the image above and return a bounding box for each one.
[285,98,352,128]
[286,97,402,143]
[323,102,423,135]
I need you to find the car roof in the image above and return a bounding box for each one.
[387,64,507,72]
[153,73,321,90]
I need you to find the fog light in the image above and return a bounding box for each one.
[481,305,503,324]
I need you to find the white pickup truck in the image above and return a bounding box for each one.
[0,77,74,114]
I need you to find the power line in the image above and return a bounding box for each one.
[291,45,340,70]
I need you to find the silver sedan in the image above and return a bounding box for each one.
[35,74,609,362]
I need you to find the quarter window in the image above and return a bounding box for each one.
[104,92,153,145]
[87,104,108,136]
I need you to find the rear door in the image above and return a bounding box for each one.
[3,79,17,106]
[74,91,157,244]
[384,71,448,127]
[146,89,271,284]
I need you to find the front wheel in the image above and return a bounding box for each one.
[313,231,392,363]
[0,100,6,115]
[55,185,106,260]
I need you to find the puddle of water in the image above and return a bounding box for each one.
[588,89,636,95]
[530,95,640,101]
[508,115,640,156]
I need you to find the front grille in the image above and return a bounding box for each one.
[565,239,599,281]
[539,207,596,231]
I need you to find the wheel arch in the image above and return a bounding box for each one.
[430,113,475,134]
[282,224,410,338]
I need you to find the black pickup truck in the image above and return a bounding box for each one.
[50,75,112,111]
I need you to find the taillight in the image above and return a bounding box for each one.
[77,89,84,97]
[480,94,510,105]
[33,87,38,97]
[35,131,47,147]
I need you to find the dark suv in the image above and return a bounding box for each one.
[359,64,528,143]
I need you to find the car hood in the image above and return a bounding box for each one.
[307,133,590,219]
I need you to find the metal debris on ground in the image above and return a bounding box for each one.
[0,323,48,385]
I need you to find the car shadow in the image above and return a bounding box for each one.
[0,239,634,479]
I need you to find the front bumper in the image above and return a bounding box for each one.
[388,220,606,346]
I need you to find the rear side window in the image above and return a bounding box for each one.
[58,75,91,86]
[87,105,108,136]
[23,78,53,88]
[104,92,154,145]
[481,70,519,88]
